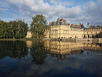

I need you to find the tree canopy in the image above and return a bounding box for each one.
[31,14,47,38]
[0,20,28,39]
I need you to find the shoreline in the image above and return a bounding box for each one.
[43,38,102,43]
[0,38,102,43]
[0,38,32,41]
[0,38,43,41]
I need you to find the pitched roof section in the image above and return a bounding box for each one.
[69,23,84,28]
[49,18,84,28]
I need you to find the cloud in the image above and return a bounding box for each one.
[0,8,8,12]
[85,1,102,25]
[8,0,82,24]
[50,0,72,6]
[1,0,102,25]
[0,0,9,12]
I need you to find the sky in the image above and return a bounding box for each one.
[0,0,102,26]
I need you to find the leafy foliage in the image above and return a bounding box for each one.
[0,20,28,39]
[31,15,47,38]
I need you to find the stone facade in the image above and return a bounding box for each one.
[26,31,32,38]
[48,25,84,39]
[44,18,102,39]
[83,28,102,38]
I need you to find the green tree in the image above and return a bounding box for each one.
[15,20,28,38]
[0,20,7,38]
[31,14,47,38]
[0,20,28,39]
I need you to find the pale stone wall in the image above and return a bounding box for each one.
[68,28,83,38]
[45,25,84,39]
[83,28,102,38]
[50,25,70,39]
[44,25,102,39]
[26,31,32,38]
[44,30,49,39]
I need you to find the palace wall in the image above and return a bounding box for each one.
[44,25,102,39]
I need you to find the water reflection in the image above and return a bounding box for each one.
[0,41,28,59]
[26,40,102,61]
[0,40,102,77]
[44,41,102,54]
[43,41,102,60]
[30,41,47,64]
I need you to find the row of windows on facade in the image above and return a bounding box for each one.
[50,31,101,35]
[84,28,102,31]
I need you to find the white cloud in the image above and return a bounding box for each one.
[8,0,82,23]
[3,0,102,25]
[50,0,72,6]
[0,7,8,11]
[85,1,102,25]
[98,0,102,2]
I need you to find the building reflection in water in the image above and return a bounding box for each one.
[26,41,33,48]
[44,40,102,60]
[44,41,102,53]
[26,40,102,61]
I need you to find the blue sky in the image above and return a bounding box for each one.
[0,0,102,26]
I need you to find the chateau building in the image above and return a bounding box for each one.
[26,31,32,38]
[44,18,102,39]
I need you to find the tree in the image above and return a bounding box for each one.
[31,14,47,38]
[0,20,7,38]
[15,20,28,38]
[0,20,28,39]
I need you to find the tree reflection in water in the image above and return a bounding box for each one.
[30,41,47,64]
[0,41,28,59]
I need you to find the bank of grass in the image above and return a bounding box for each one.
[0,38,43,41]
[0,38,26,41]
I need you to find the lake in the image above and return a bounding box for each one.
[0,40,102,77]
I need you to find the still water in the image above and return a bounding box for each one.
[0,40,102,77]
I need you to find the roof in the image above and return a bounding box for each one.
[70,24,84,28]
